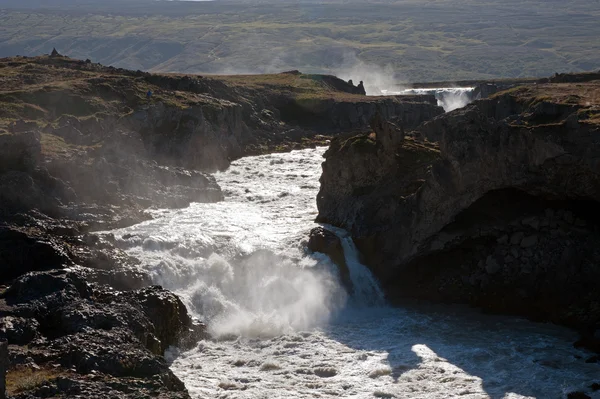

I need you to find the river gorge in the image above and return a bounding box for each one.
[109,148,599,399]
[1,56,600,399]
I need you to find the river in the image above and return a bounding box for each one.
[110,147,599,399]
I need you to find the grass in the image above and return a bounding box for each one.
[0,0,599,82]
[0,54,402,160]
[6,366,69,396]
[493,80,600,121]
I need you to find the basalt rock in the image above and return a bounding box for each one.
[370,112,404,152]
[307,227,350,290]
[0,226,73,284]
[316,75,600,341]
[0,269,201,397]
[0,131,41,172]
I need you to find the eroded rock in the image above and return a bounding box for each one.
[316,76,600,338]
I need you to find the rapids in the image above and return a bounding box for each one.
[110,147,599,399]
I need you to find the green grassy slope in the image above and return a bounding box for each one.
[1,0,599,82]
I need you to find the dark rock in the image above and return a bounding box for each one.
[485,255,501,275]
[307,227,350,290]
[0,265,200,397]
[127,286,207,353]
[357,81,365,95]
[316,79,600,333]
[370,112,404,152]
[0,131,41,172]
[3,270,92,306]
[567,392,591,399]
[520,235,538,248]
[0,226,73,284]
[0,316,39,345]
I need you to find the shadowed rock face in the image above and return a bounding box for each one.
[0,266,205,398]
[316,76,600,345]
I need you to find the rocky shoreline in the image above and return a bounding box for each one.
[315,72,600,355]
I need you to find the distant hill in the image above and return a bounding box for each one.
[1,0,599,82]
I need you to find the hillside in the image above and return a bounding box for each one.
[0,0,599,82]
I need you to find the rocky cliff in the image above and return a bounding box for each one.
[316,74,600,349]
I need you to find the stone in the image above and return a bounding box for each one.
[0,316,39,345]
[370,112,404,152]
[522,217,540,230]
[510,232,525,245]
[567,392,591,399]
[564,211,575,224]
[0,130,41,172]
[485,255,501,274]
[307,227,351,290]
[575,218,587,227]
[0,226,73,284]
[497,235,509,245]
[520,235,538,248]
[511,248,520,259]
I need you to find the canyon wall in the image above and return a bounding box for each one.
[317,77,600,342]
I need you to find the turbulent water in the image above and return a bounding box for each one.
[111,147,599,399]
[381,87,475,112]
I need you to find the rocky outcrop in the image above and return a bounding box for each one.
[307,227,350,290]
[127,100,245,171]
[0,204,203,397]
[278,96,442,133]
[316,77,600,347]
[370,112,404,152]
[0,266,204,398]
[0,131,41,172]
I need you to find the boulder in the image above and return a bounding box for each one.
[128,286,207,353]
[0,316,39,345]
[0,131,41,172]
[370,112,404,152]
[307,227,351,290]
[0,226,73,283]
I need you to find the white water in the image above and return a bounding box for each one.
[110,147,600,399]
[381,87,475,112]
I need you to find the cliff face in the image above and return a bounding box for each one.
[317,76,600,340]
[0,55,443,224]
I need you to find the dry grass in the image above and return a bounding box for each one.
[6,366,69,395]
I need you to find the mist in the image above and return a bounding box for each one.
[335,52,403,95]
[116,235,347,338]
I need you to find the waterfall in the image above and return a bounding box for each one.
[324,225,386,306]
[381,87,476,112]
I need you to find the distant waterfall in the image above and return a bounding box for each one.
[381,87,476,112]
[325,225,386,306]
